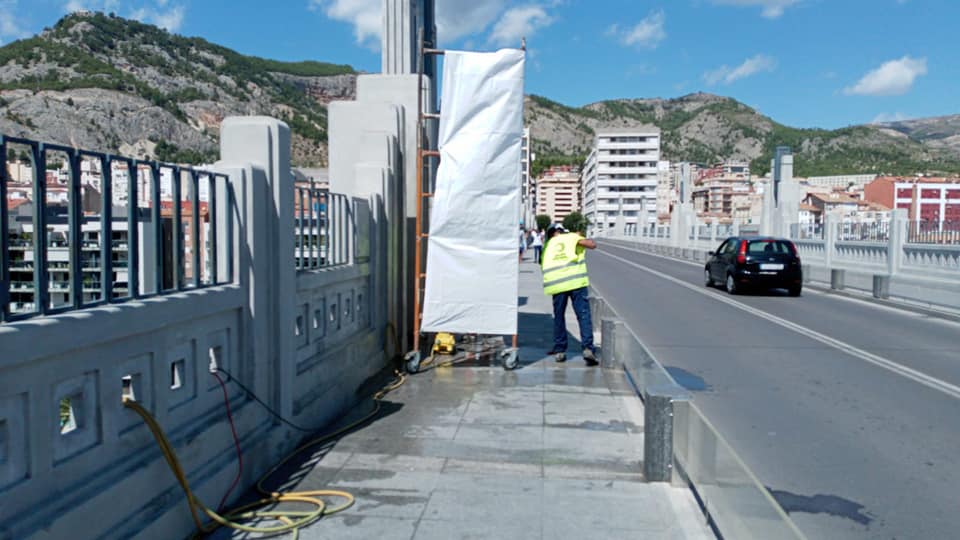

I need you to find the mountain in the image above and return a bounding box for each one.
[1,13,958,177]
[525,93,960,177]
[876,115,960,156]
[0,12,357,166]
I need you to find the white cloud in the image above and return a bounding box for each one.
[871,112,911,124]
[711,0,800,18]
[0,0,28,43]
[309,0,381,48]
[487,5,554,47]
[844,56,927,96]
[311,0,512,49]
[63,1,184,32]
[64,0,119,13]
[437,0,506,44]
[703,54,776,85]
[312,0,574,50]
[609,9,666,49]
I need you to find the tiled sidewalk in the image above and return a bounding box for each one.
[213,256,713,539]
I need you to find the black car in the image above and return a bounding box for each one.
[705,236,803,296]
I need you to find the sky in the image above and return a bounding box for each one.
[3,0,958,129]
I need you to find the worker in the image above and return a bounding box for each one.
[542,224,598,365]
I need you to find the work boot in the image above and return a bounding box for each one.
[582,348,598,367]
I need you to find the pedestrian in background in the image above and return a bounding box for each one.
[541,224,598,365]
[519,228,526,262]
[531,227,543,263]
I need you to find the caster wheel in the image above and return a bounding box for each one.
[404,351,422,374]
[502,349,519,370]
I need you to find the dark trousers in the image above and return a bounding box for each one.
[533,246,542,262]
[551,286,594,352]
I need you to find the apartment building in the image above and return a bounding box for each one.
[535,166,580,223]
[691,161,752,219]
[581,128,661,233]
[864,176,960,224]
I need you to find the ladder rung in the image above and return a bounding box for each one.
[422,150,440,158]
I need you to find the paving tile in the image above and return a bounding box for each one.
[420,489,541,525]
[413,517,542,540]
[298,516,417,540]
[442,457,542,478]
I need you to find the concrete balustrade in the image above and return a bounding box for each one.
[0,117,400,539]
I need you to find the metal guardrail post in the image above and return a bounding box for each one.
[830,269,845,290]
[644,384,688,482]
[600,318,616,368]
[872,275,890,299]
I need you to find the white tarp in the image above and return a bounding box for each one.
[421,49,525,335]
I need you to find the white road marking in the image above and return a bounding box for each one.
[599,240,960,328]
[596,248,960,401]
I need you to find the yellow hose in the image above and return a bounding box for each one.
[123,370,406,539]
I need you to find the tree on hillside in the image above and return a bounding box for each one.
[535,214,552,232]
[562,212,588,235]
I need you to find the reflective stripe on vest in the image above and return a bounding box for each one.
[542,233,589,295]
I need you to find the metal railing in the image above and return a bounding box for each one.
[1,135,234,323]
[295,187,354,270]
[838,221,889,242]
[908,220,960,245]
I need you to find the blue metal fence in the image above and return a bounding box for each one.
[295,186,353,270]
[1,135,233,323]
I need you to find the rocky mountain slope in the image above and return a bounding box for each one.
[877,115,960,157]
[0,12,356,166]
[1,12,958,176]
[526,93,960,177]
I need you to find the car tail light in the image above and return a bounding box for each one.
[736,240,747,264]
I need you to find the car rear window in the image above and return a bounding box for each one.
[747,240,795,254]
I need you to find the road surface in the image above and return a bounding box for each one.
[590,241,960,540]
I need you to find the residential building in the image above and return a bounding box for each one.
[864,176,960,224]
[535,166,580,224]
[581,128,661,234]
[805,174,877,190]
[690,161,752,220]
[803,191,862,218]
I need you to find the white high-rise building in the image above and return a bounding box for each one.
[581,128,661,234]
[520,127,533,227]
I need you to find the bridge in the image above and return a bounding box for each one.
[590,241,960,539]
[3,0,960,538]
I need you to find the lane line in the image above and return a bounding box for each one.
[598,240,960,327]
[595,248,960,401]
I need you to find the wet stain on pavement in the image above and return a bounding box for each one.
[548,419,641,433]
[767,488,873,526]
[665,366,711,392]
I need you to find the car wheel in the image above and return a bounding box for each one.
[704,269,714,287]
[789,285,802,297]
[725,274,738,295]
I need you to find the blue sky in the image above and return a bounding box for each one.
[5,0,958,129]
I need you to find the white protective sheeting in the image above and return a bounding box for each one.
[421,49,525,335]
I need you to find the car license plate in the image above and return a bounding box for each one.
[760,263,784,270]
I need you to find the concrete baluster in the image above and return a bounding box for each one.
[888,208,907,276]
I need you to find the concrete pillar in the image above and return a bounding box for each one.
[600,318,616,369]
[217,116,294,419]
[887,208,908,276]
[709,220,717,245]
[732,218,741,237]
[824,213,837,269]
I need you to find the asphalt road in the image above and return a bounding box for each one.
[590,241,960,540]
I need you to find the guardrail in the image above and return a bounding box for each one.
[590,290,808,540]
[2,135,233,323]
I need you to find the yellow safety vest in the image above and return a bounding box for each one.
[542,233,589,295]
